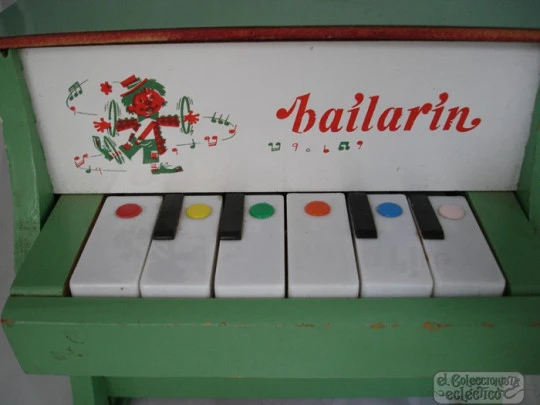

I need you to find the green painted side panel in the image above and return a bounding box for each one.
[517,84,540,235]
[10,195,103,297]
[107,377,429,399]
[1,0,540,38]
[71,377,109,405]
[0,50,54,272]
[467,192,540,295]
[3,296,540,385]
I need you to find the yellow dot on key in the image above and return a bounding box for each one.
[186,203,212,219]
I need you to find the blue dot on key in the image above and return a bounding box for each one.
[377,202,403,218]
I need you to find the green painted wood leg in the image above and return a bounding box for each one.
[71,377,110,405]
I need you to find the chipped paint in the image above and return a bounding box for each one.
[296,323,315,328]
[51,346,84,361]
[51,351,67,361]
[530,322,540,327]
[324,323,332,328]
[391,323,398,328]
[423,321,452,332]
[482,322,495,327]
[0,318,14,326]
[65,334,84,344]
[370,322,385,329]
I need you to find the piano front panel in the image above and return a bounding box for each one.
[70,192,507,298]
[18,43,540,194]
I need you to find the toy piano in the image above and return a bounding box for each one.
[1,0,540,403]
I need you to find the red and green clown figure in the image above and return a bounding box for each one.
[93,75,199,174]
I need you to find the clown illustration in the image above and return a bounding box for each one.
[67,74,238,176]
[91,75,200,174]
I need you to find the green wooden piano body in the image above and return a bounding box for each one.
[1,1,540,403]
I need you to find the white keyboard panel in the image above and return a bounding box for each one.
[421,196,505,297]
[70,196,162,297]
[70,193,505,298]
[215,195,285,298]
[140,195,222,298]
[287,193,359,298]
[354,194,433,297]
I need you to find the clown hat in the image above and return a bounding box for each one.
[120,75,148,97]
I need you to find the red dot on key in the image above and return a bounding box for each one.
[115,203,142,219]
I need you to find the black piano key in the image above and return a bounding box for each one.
[408,194,444,240]
[219,193,245,240]
[347,192,377,239]
[152,194,184,240]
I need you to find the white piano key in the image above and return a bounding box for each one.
[287,193,359,298]
[421,195,505,297]
[140,195,222,298]
[70,196,162,297]
[214,195,285,298]
[354,194,433,297]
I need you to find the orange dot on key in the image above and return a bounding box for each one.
[305,201,331,217]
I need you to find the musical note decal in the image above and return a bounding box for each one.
[323,145,330,154]
[338,141,351,151]
[202,112,238,141]
[222,124,238,141]
[204,136,218,147]
[292,143,299,151]
[64,79,98,116]
[206,112,231,125]
[68,82,83,101]
[268,142,282,152]
[74,153,89,168]
[357,140,364,149]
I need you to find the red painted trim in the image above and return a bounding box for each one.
[0,26,539,49]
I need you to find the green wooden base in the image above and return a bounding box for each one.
[3,296,540,399]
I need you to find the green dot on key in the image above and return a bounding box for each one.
[249,202,275,219]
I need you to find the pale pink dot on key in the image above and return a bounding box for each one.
[438,204,465,220]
